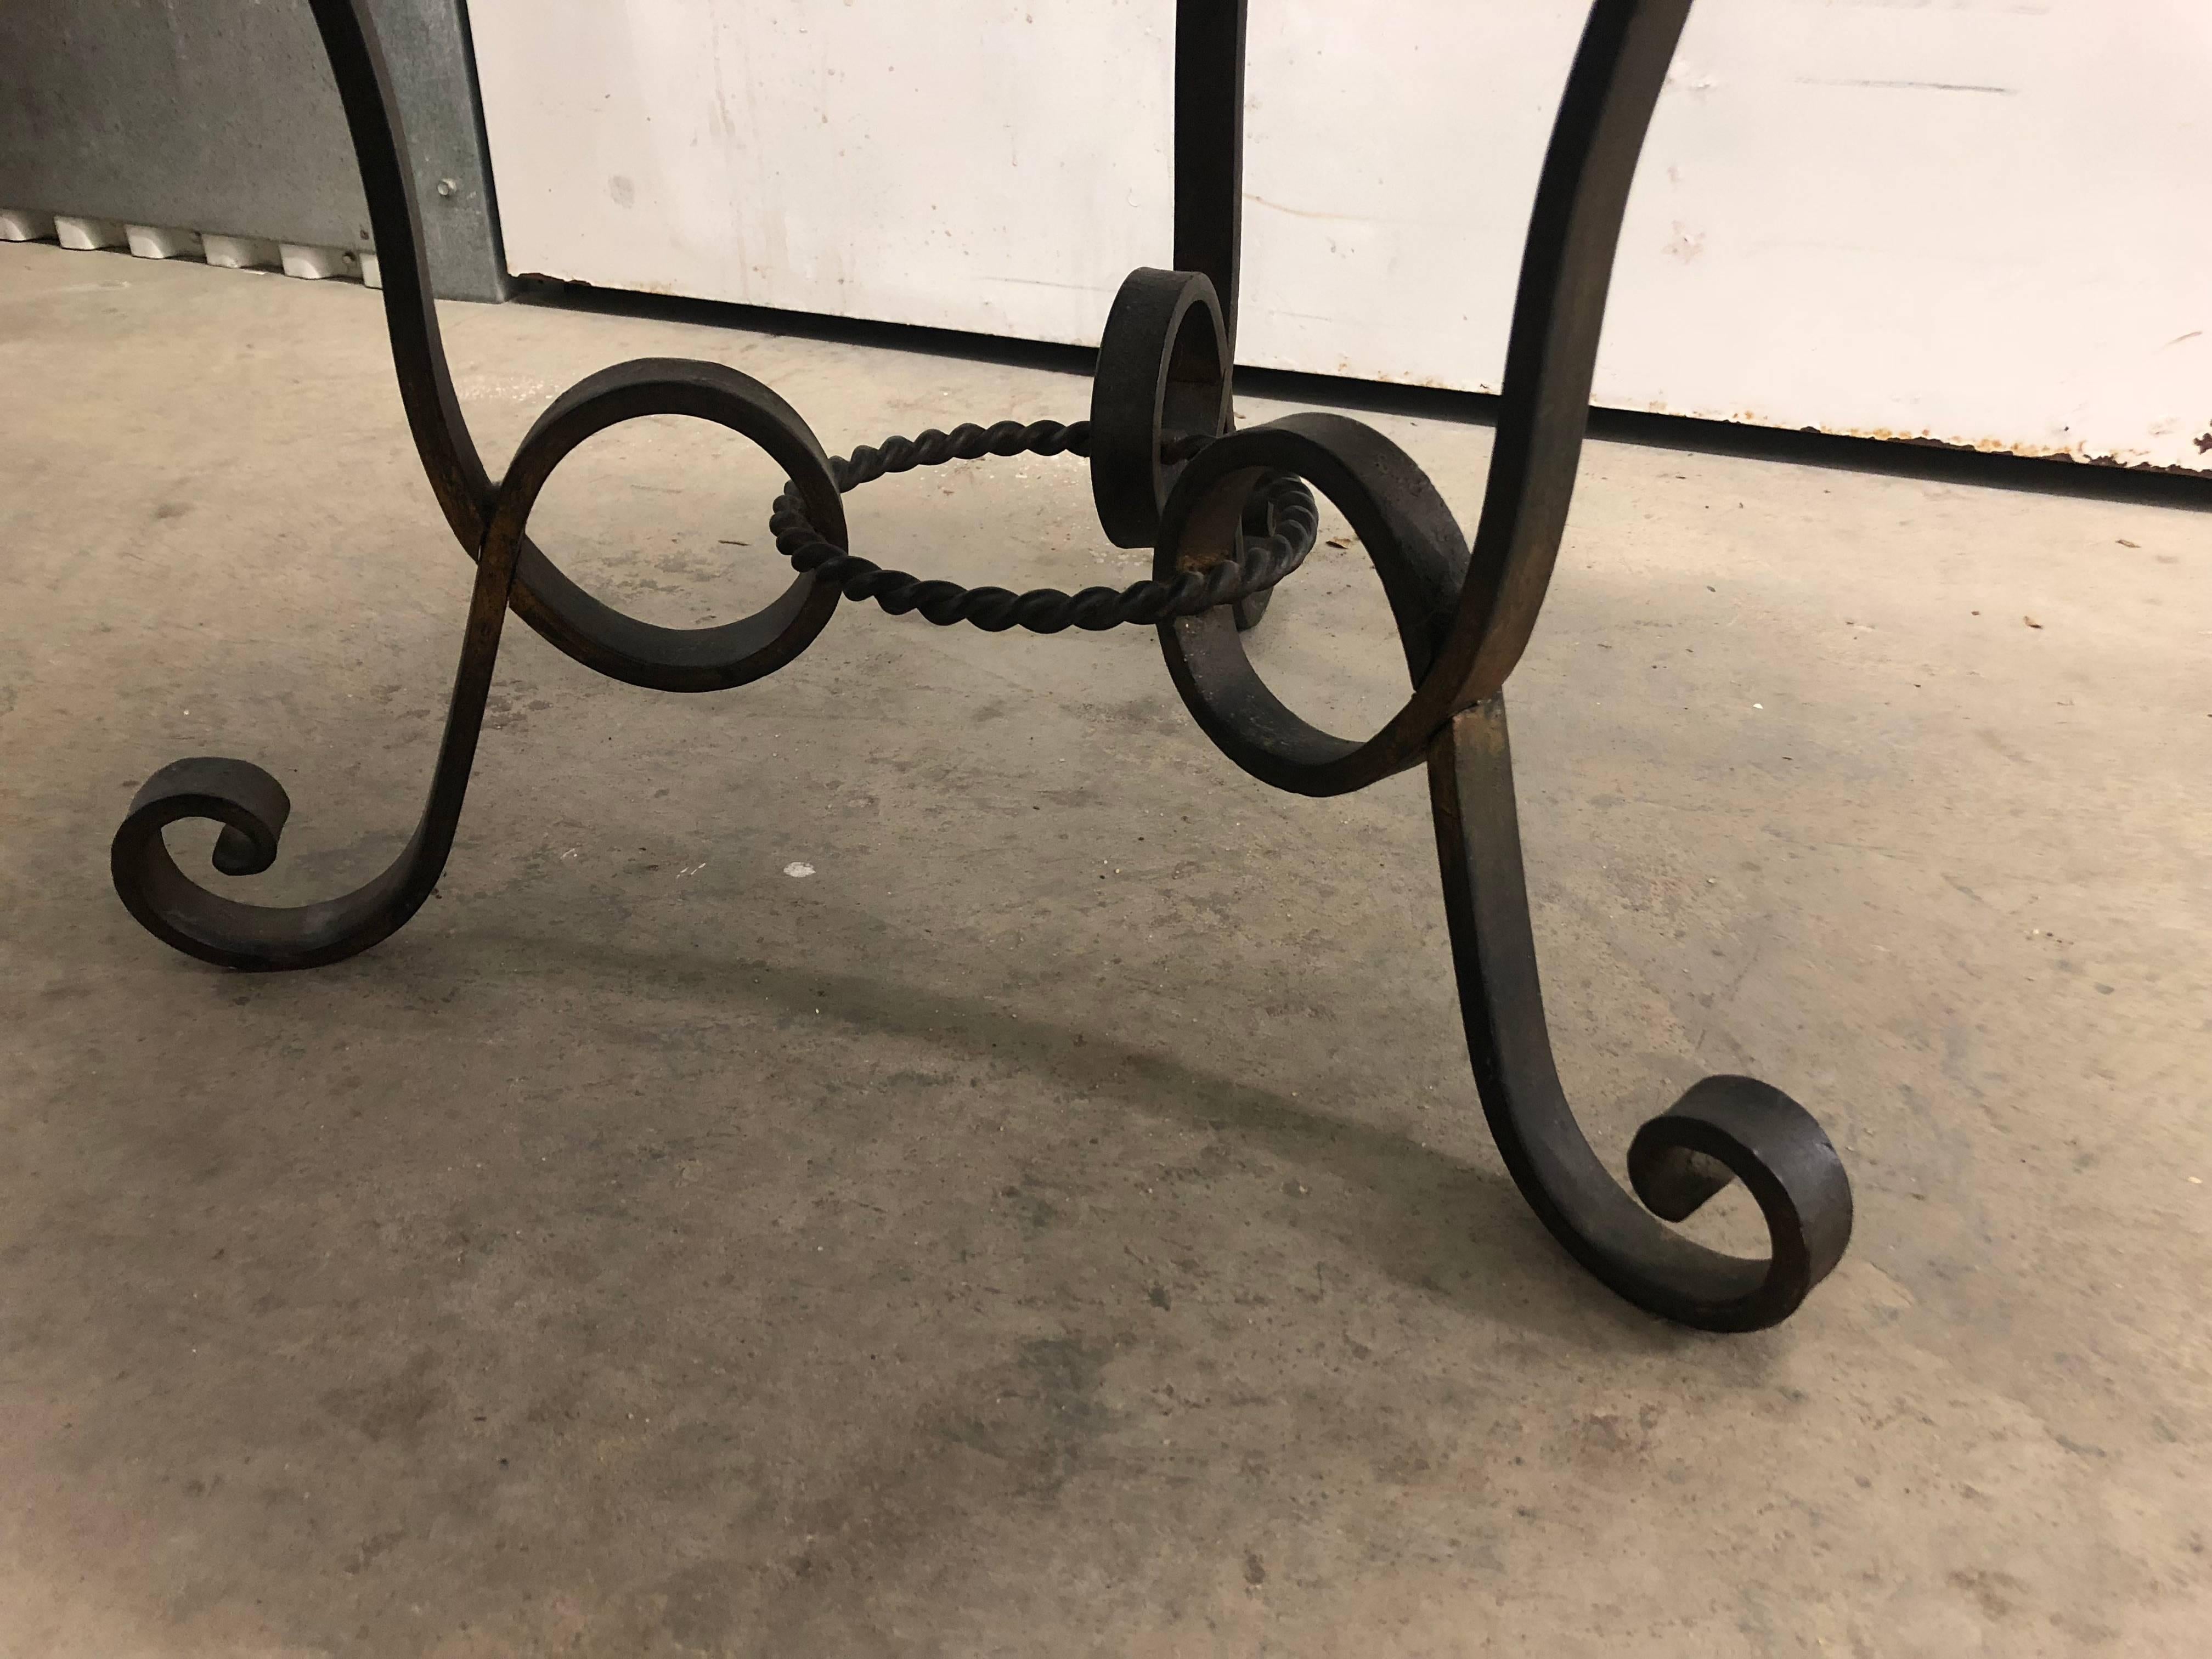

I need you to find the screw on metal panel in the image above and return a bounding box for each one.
[435,178,456,197]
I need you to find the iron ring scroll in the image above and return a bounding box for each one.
[1154,411,1474,797]
[111,358,847,972]
[759,264,1316,634]
[1090,266,1234,549]
[106,0,1855,1334]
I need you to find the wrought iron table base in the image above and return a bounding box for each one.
[111,0,1852,1334]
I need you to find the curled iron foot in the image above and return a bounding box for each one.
[1149,413,1856,1329]
[111,359,848,972]
[1147,0,1853,1328]
[1429,701,1852,1331]
[108,486,527,971]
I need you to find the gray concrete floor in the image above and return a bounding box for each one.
[2,241,2208,1657]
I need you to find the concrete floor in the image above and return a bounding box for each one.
[2,240,2208,1657]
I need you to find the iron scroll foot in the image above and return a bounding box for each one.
[1427,700,1853,1331]
[110,360,851,971]
[1135,0,1855,1327]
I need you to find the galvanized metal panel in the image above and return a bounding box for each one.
[0,0,505,302]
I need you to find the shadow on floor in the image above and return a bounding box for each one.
[465,917,1756,1364]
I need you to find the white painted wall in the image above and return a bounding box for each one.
[472,1,2212,471]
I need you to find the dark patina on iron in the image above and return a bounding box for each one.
[111,0,1852,1334]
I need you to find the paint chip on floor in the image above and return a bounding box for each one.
[784,861,816,878]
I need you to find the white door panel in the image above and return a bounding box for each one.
[472,1,2212,470]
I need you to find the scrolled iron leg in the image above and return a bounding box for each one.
[110,506,526,973]
[112,357,842,973]
[1427,697,1853,1331]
